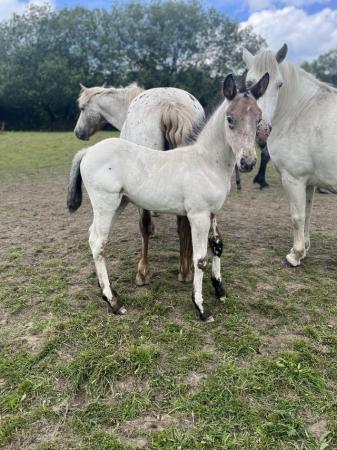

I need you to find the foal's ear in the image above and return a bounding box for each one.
[275,43,288,64]
[243,48,254,68]
[102,81,108,88]
[250,72,270,100]
[80,83,86,91]
[223,74,237,101]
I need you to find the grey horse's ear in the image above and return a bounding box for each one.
[250,72,270,100]
[223,74,237,101]
[275,43,288,64]
[80,83,86,90]
[102,81,108,88]
[243,48,254,68]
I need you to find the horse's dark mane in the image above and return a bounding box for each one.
[185,92,224,145]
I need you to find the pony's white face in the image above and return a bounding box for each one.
[74,86,107,140]
[223,73,269,172]
[243,44,288,126]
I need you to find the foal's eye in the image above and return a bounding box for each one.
[277,81,283,89]
[226,115,235,128]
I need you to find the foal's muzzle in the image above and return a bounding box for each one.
[240,157,257,172]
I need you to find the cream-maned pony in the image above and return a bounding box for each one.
[74,84,205,285]
[243,44,337,266]
[68,73,270,321]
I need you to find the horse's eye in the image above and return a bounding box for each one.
[227,115,235,128]
[246,80,254,89]
[257,118,262,126]
[277,81,283,89]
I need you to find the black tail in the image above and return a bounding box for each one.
[67,149,86,213]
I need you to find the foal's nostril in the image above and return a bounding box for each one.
[268,124,273,133]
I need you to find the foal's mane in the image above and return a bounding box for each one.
[78,83,144,108]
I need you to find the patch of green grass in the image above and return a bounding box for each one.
[1,132,337,448]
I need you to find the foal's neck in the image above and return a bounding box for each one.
[196,102,235,171]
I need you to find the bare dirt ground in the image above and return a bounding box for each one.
[1,144,337,449]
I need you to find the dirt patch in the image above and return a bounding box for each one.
[259,333,307,355]
[308,418,328,440]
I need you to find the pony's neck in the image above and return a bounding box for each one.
[97,87,143,130]
[274,62,321,127]
[196,101,235,170]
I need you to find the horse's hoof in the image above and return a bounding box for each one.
[178,272,193,283]
[219,296,226,303]
[260,184,270,190]
[204,315,214,323]
[135,273,150,286]
[116,305,127,315]
[284,254,300,267]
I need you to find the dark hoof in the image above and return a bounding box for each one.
[102,293,127,315]
[200,308,214,323]
[260,183,270,190]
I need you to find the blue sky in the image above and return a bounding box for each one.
[2,0,337,62]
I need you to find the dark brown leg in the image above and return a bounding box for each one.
[135,209,154,286]
[177,216,193,282]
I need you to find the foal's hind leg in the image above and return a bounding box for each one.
[208,215,226,302]
[89,193,127,314]
[189,212,213,322]
[177,216,193,282]
[135,209,154,286]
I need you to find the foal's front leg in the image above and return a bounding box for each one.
[282,175,306,267]
[189,212,213,322]
[208,214,226,302]
[135,209,154,286]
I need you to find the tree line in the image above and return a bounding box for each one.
[0,1,336,131]
[0,1,264,130]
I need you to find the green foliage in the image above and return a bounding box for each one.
[0,1,265,130]
[302,48,337,86]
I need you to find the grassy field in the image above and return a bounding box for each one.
[1,131,337,449]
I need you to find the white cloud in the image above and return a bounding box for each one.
[241,6,337,62]
[0,0,52,22]
[248,0,331,12]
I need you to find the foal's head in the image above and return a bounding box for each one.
[223,72,270,172]
[74,84,108,141]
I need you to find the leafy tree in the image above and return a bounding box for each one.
[302,49,337,86]
[0,1,265,130]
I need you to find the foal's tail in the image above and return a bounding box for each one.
[160,103,195,149]
[67,149,87,213]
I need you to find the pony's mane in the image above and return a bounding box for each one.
[186,93,223,144]
[186,75,251,145]
[78,83,144,108]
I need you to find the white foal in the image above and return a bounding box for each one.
[243,44,337,267]
[74,83,205,284]
[68,73,269,321]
